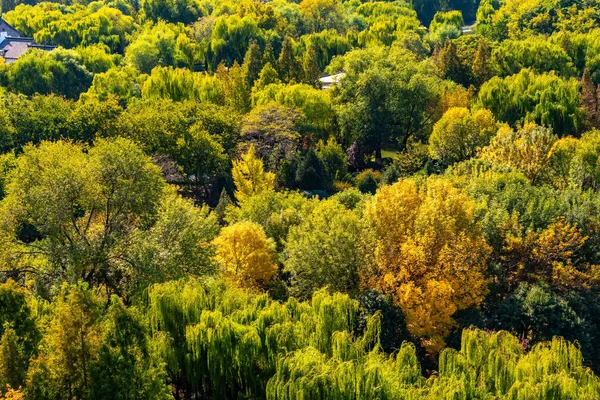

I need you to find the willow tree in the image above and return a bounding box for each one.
[429,328,600,399]
[147,278,360,399]
[360,177,491,354]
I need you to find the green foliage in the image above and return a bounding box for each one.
[126,22,199,74]
[316,137,348,181]
[355,169,379,194]
[284,198,362,298]
[0,139,165,294]
[429,107,497,166]
[477,69,584,135]
[7,49,93,99]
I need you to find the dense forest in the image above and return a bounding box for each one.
[2,0,600,398]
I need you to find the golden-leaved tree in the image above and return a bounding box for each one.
[213,221,278,290]
[360,177,491,354]
[231,144,275,204]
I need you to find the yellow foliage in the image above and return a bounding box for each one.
[0,386,23,400]
[213,221,278,290]
[232,144,275,204]
[361,178,490,354]
[500,217,600,291]
[480,123,557,183]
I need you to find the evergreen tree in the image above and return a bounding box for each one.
[242,40,263,88]
[277,36,302,84]
[1,0,16,13]
[295,149,331,190]
[472,39,493,85]
[438,39,468,85]
[254,62,281,90]
[214,187,233,223]
[303,46,321,88]
[262,41,276,67]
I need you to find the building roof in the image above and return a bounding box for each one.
[0,18,56,63]
[0,37,37,63]
[319,73,346,85]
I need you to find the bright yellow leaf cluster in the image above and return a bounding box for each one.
[232,144,275,204]
[213,221,278,290]
[361,177,491,354]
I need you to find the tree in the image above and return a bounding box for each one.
[299,0,342,32]
[127,191,220,294]
[429,107,497,166]
[213,221,277,290]
[356,170,379,194]
[240,103,303,170]
[316,138,348,181]
[491,37,577,78]
[0,328,26,391]
[472,39,493,85]
[254,62,281,90]
[231,144,275,204]
[141,0,205,24]
[175,124,228,198]
[242,40,263,88]
[89,297,171,400]
[477,69,584,136]
[302,46,321,88]
[480,123,557,183]
[582,68,600,129]
[277,36,302,84]
[437,39,470,86]
[8,49,93,99]
[0,139,165,293]
[361,178,490,353]
[26,283,103,400]
[218,61,250,112]
[209,15,263,68]
[1,0,15,13]
[285,198,362,298]
[0,280,39,361]
[295,149,330,191]
[333,48,443,164]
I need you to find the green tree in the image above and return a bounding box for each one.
[285,198,362,298]
[302,45,321,88]
[254,62,281,90]
[429,107,497,166]
[90,297,170,399]
[295,148,331,191]
[0,139,164,293]
[0,328,26,391]
[316,137,348,181]
[472,39,493,85]
[175,123,228,197]
[242,40,263,88]
[278,36,302,83]
[478,69,584,135]
[26,283,103,400]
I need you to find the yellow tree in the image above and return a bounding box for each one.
[361,177,491,354]
[232,144,275,204]
[479,123,557,183]
[213,221,278,290]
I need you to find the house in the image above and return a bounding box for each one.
[0,18,55,63]
[318,72,346,90]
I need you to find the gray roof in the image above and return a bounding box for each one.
[0,37,36,63]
